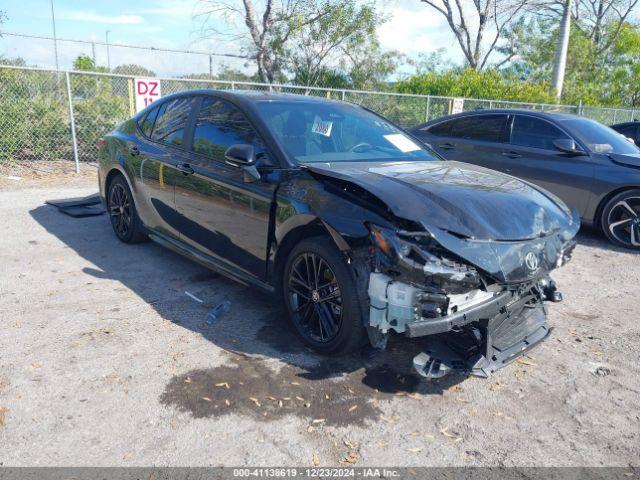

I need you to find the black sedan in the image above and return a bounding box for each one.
[411,110,640,249]
[611,121,640,147]
[98,91,578,378]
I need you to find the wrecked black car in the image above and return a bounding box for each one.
[98,90,579,378]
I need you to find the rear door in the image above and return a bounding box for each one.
[490,114,594,217]
[134,96,198,238]
[421,114,510,167]
[173,96,276,280]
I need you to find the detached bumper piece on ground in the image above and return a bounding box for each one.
[46,193,105,217]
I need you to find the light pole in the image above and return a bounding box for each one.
[105,30,111,71]
[551,0,572,100]
[49,0,60,71]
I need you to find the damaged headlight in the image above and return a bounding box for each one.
[367,224,482,293]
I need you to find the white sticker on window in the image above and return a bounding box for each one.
[312,117,333,137]
[383,134,421,153]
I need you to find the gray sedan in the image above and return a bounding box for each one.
[411,110,640,249]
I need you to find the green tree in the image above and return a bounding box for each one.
[196,0,392,85]
[418,0,530,70]
[394,67,556,103]
[407,49,452,74]
[501,17,640,106]
[112,64,156,77]
[214,66,260,82]
[73,55,96,71]
[279,0,383,87]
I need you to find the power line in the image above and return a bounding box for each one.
[0,31,247,60]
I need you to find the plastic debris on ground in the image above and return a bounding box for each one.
[206,297,231,325]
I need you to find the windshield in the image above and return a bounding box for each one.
[562,118,640,155]
[255,100,437,163]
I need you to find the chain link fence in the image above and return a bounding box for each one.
[0,64,637,172]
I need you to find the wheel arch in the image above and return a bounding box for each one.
[594,185,640,230]
[104,167,126,195]
[104,166,140,208]
[271,215,363,291]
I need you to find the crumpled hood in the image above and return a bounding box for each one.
[609,153,640,169]
[306,160,577,241]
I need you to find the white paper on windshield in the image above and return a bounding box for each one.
[312,117,333,137]
[384,134,421,152]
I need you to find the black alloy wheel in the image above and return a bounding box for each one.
[602,190,640,249]
[109,182,132,239]
[282,237,367,355]
[287,252,343,344]
[107,175,147,243]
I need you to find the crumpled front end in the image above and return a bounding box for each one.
[364,220,578,378]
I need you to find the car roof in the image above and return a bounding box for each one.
[158,88,348,107]
[414,108,584,129]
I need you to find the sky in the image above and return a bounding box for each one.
[0,0,460,77]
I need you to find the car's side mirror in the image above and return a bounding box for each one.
[225,144,261,183]
[553,138,584,155]
[225,144,255,167]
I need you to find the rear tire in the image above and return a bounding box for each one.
[282,236,367,355]
[600,189,640,249]
[107,175,147,244]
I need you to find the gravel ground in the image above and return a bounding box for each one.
[0,178,639,467]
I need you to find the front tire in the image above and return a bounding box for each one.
[282,237,367,355]
[107,175,147,244]
[601,189,640,249]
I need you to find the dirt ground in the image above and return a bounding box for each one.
[0,171,639,467]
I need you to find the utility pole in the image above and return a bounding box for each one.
[91,41,96,71]
[49,0,60,71]
[105,30,111,71]
[551,0,571,100]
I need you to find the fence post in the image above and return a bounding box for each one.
[425,96,431,122]
[127,78,135,117]
[231,81,235,90]
[341,90,346,101]
[65,71,80,174]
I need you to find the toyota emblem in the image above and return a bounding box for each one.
[525,252,540,272]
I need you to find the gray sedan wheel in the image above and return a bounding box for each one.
[601,189,640,249]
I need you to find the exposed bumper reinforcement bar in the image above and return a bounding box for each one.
[405,290,515,338]
[412,305,551,378]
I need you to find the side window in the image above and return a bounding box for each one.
[426,120,454,137]
[192,97,265,160]
[511,116,570,150]
[151,97,196,147]
[617,125,638,140]
[139,104,160,137]
[450,115,508,142]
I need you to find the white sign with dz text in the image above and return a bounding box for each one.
[451,98,465,114]
[134,78,162,112]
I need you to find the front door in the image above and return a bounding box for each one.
[488,114,595,218]
[174,96,276,281]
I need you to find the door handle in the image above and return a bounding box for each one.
[128,146,140,156]
[502,151,522,159]
[176,163,194,175]
[438,143,455,150]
